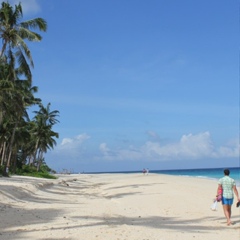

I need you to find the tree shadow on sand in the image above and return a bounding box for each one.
[1,177,239,240]
[1,207,236,240]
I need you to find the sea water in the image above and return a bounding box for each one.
[151,167,240,186]
[91,167,240,186]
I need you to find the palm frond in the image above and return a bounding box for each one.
[18,27,42,41]
[15,48,32,81]
[20,18,47,32]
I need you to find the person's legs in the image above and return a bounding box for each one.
[222,197,234,225]
[222,205,232,225]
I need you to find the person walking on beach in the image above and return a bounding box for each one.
[217,169,240,225]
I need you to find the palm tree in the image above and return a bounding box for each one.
[31,103,59,170]
[33,123,59,172]
[0,2,60,176]
[34,103,60,126]
[0,1,47,81]
[6,80,40,169]
[0,1,48,175]
[0,74,42,175]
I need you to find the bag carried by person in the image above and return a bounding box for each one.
[211,200,218,211]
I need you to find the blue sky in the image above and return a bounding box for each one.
[5,0,239,172]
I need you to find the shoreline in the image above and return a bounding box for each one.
[0,173,239,239]
[81,166,240,182]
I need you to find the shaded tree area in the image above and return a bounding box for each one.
[0,1,59,177]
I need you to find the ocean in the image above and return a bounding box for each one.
[89,167,240,186]
[151,167,240,185]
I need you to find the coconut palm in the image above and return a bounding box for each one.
[1,83,35,172]
[34,103,60,126]
[0,1,48,175]
[0,2,60,176]
[0,1,47,81]
[0,75,41,175]
[31,104,59,170]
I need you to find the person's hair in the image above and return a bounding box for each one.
[224,169,230,176]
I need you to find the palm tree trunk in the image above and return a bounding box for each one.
[0,142,6,165]
[36,150,44,172]
[0,41,7,59]
[0,144,3,165]
[33,138,40,163]
[6,122,18,169]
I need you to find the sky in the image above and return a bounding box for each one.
[3,0,239,172]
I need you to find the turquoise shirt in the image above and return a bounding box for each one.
[218,176,236,199]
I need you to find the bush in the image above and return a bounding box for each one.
[21,171,57,179]
[15,164,57,179]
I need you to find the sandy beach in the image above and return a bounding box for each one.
[0,173,239,240]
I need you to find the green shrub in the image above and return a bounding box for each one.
[15,164,57,179]
[21,171,57,179]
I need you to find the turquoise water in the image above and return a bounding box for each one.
[90,167,240,186]
[152,167,240,185]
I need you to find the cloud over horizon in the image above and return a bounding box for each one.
[51,132,239,164]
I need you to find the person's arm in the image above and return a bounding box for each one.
[216,184,222,197]
[233,185,240,201]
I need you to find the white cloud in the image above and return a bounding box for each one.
[1,0,41,15]
[99,143,110,155]
[97,132,239,161]
[99,143,141,161]
[146,130,160,141]
[60,134,90,147]
[49,132,239,164]
[142,132,214,160]
[54,134,90,158]
[61,138,73,145]
[215,138,239,158]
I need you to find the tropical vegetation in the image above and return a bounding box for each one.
[0,1,59,178]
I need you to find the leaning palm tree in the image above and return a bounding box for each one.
[0,1,47,81]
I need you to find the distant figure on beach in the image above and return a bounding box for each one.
[142,168,147,175]
[146,168,149,175]
[217,169,240,225]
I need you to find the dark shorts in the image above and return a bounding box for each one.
[222,197,233,205]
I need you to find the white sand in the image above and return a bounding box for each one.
[0,173,239,240]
